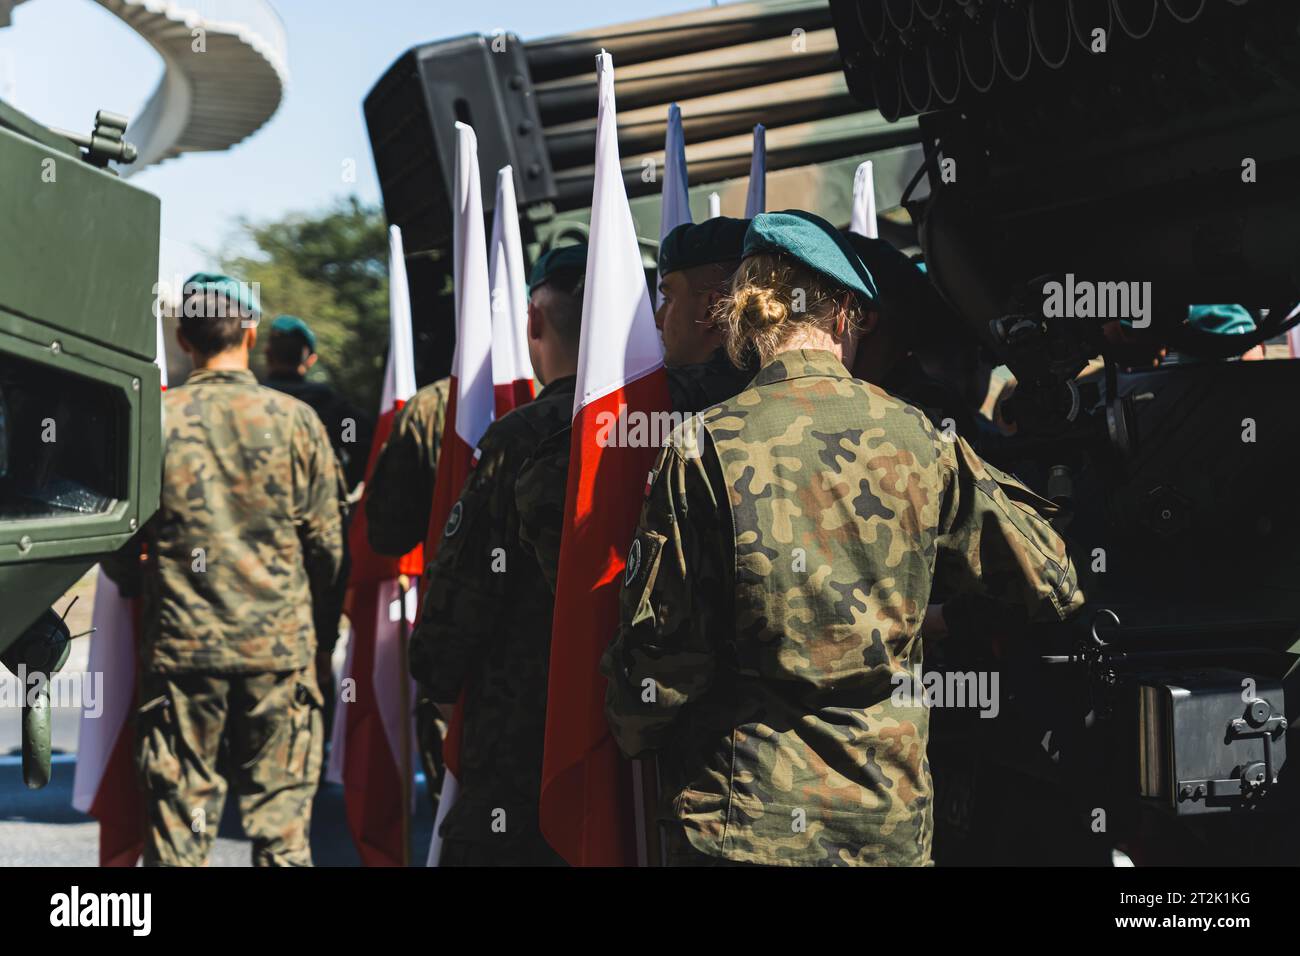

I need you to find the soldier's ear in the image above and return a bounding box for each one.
[527,299,544,341]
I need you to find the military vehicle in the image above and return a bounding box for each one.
[362,0,926,383]
[828,0,1300,866]
[0,102,161,788]
[364,0,1298,864]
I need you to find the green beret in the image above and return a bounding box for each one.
[1188,304,1255,336]
[529,243,589,294]
[658,217,750,276]
[743,211,878,303]
[270,314,317,353]
[184,272,260,317]
[841,234,926,306]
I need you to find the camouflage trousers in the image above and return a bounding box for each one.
[135,667,324,867]
[661,825,761,868]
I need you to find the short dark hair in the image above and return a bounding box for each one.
[267,329,310,367]
[179,289,253,356]
[533,267,585,347]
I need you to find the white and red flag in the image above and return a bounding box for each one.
[328,224,423,866]
[423,122,498,867]
[489,165,536,412]
[745,123,766,217]
[850,158,878,238]
[539,51,672,867]
[71,313,169,866]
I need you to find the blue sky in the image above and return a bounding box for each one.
[0,0,703,280]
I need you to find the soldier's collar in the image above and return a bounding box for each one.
[751,349,851,387]
[536,374,577,399]
[184,367,258,386]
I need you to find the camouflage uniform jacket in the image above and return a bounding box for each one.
[365,377,451,557]
[516,350,754,593]
[409,375,576,844]
[264,375,375,493]
[112,368,345,674]
[601,349,1083,866]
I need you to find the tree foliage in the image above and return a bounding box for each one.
[221,196,389,413]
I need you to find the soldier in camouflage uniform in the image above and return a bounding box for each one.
[601,212,1084,867]
[263,313,373,736]
[408,244,589,866]
[104,273,345,866]
[517,223,756,590]
[365,376,452,558]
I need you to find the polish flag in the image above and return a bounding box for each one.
[490,166,536,413]
[539,51,672,867]
[850,159,878,238]
[423,122,497,867]
[656,102,692,307]
[328,224,423,866]
[71,314,168,866]
[745,124,766,217]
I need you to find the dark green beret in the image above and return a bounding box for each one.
[270,314,317,352]
[529,243,589,294]
[184,272,260,317]
[841,234,927,307]
[743,211,878,303]
[658,217,750,276]
[1188,304,1255,336]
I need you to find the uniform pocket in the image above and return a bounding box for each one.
[134,693,179,795]
[285,676,324,780]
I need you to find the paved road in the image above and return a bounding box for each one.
[0,753,436,866]
[2,571,438,866]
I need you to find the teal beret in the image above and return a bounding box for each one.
[1188,304,1255,336]
[841,234,926,307]
[184,272,260,317]
[529,243,589,294]
[658,217,750,276]
[743,211,878,303]
[270,314,317,352]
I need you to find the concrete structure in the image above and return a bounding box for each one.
[2,0,288,174]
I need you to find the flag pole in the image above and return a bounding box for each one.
[397,576,412,866]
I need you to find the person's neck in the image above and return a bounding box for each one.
[775,327,844,363]
[193,349,249,372]
[543,356,578,385]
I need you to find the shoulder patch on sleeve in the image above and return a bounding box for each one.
[444,500,464,538]
[624,536,644,587]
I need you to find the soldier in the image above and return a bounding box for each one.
[656,217,757,411]
[103,273,345,866]
[601,211,1085,867]
[407,244,588,866]
[262,314,373,494]
[517,225,757,589]
[262,313,369,730]
[365,376,451,558]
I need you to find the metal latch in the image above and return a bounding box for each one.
[1178,697,1287,805]
[51,111,138,170]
